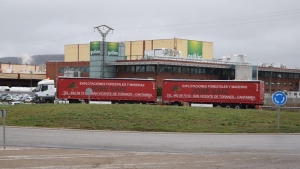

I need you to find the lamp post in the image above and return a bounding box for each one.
[30,70,33,92]
[269,71,272,96]
[278,74,281,91]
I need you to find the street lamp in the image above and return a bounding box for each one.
[30,70,33,91]
[278,74,281,91]
[269,71,272,96]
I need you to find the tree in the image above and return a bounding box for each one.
[171,85,181,94]
[68,82,78,91]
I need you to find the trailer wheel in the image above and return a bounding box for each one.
[225,104,231,108]
[214,104,222,108]
[173,102,181,106]
[234,105,242,109]
[45,99,53,103]
[112,101,119,104]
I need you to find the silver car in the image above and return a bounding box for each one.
[1,93,9,100]
[5,94,12,101]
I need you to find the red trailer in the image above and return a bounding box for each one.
[162,79,264,108]
[57,77,157,104]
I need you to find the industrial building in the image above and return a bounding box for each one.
[64,38,213,61]
[0,37,299,102]
[0,63,46,87]
[46,38,300,96]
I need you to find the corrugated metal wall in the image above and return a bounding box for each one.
[64,44,90,62]
[65,38,214,62]
[122,38,213,60]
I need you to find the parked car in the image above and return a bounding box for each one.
[12,94,21,101]
[1,93,9,101]
[19,94,29,102]
[5,94,12,101]
[24,96,34,103]
[9,101,23,105]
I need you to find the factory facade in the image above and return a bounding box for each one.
[45,38,300,95]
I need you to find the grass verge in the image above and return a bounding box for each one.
[0,104,299,133]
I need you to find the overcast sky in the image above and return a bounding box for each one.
[1,0,300,68]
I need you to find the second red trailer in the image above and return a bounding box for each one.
[162,79,264,108]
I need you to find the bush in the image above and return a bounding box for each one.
[157,87,162,96]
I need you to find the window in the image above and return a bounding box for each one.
[265,82,269,85]
[41,85,48,92]
[199,68,206,74]
[181,67,188,74]
[136,66,145,72]
[86,67,90,72]
[258,71,263,78]
[284,82,287,86]
[264,72,271,78]
[173,66,181,73]
[289,82,293,86]
[126,66,135,72]
[252,66,257,80]
[146,66,155,72]
[271,82,275,86]
[277,73,282,78]
[116,66,126,72]
[165,66,172,72]
[190,67,198,74]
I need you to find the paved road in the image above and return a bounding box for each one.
[0,127,300,168]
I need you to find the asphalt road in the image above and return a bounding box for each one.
[0,127,300,168]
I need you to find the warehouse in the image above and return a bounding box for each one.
[46,38,300,95]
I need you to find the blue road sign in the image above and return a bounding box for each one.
[272,91,287,106]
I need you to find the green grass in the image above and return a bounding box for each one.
[1,104,300,133]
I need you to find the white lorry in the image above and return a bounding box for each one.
[34,79,56,103]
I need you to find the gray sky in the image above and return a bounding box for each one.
[1,0,300,68]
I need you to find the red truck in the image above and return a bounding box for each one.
[162,79,264,108]
[57,77,157,104]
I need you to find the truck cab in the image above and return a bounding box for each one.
[34,79,56,103]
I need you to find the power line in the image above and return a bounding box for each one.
[113,15,300,34]
[114,8,300,31]
[1,8,300,53]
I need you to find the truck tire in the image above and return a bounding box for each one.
[225,104,231,108]
[112,101,119,104]
[172,102,181,106]
[214,104,222,108]
[234,105,242,109]
[69,99,80,103]
[45,99,53,103]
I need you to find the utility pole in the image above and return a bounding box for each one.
[94,25,114,78]
[270,71,272,96]
[30,70,33,92]
[278,74,281,91]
